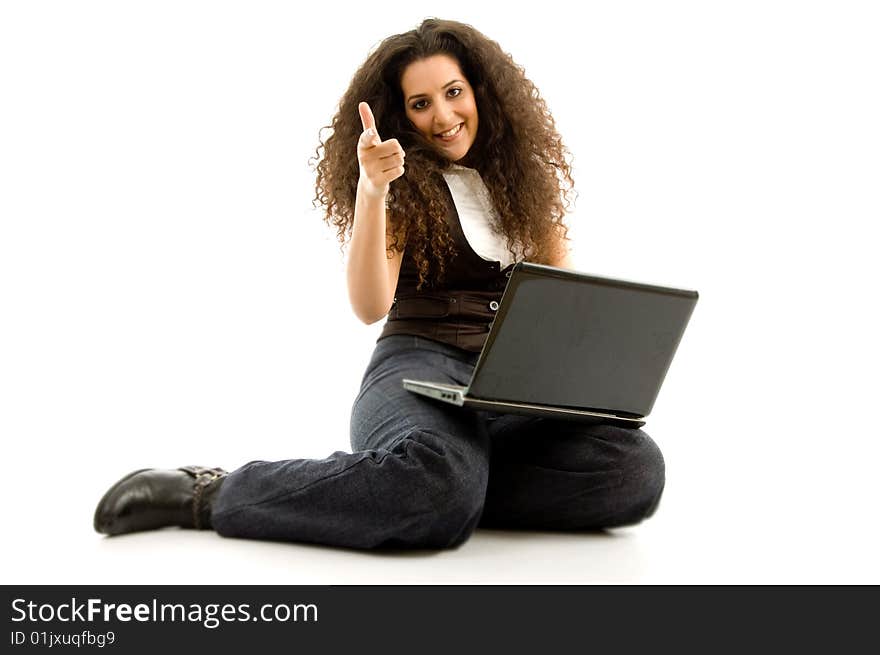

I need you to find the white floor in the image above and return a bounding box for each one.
[5,430,878,585]
[9,499,880,586]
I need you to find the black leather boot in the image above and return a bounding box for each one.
[93,466,228,535]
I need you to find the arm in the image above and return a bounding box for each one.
[347,102,406,325]
[346,183,404,324]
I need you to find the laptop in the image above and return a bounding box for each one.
[402,262,698,427]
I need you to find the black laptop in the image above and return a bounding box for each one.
[402,262,698,427]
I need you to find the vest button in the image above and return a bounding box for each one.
[489,301,499,311]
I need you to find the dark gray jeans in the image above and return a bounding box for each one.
[211,335,665,549]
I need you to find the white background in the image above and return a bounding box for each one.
[1,0,878,583]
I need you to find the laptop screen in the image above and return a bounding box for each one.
[468,263,698,417]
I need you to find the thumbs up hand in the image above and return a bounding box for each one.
[357,102,406,200]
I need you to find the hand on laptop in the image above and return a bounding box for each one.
[357,101,406,200]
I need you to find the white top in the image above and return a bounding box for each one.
[442,164,515,268]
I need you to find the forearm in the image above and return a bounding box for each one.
[346,180,395,324]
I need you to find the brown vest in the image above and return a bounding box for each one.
[378,181,515,352]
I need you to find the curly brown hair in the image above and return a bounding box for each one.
[312,18,575,289]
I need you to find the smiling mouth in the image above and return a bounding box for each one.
[435,123,463,139]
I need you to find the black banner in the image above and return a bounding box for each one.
[2,586,876,652]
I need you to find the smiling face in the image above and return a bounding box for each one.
[401,54,479,162]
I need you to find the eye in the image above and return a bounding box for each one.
[410,88,463,111]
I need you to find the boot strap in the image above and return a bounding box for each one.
[179,466,228,530]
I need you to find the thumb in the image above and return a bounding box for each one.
[358,101,381,146]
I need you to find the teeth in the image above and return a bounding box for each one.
[439,124,462,138]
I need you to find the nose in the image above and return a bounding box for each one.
[433,100,457,130]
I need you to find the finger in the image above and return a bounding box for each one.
[385,165,405,182]
[376,144,404,159]
[358,128,381,150]
[380,162,402,174]
[373,139,404,158]
[376,167,404,186]
[378,152,405,171]
[358,102,375,131]
[358,102,380,142]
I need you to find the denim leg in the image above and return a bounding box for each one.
[478,414,666,530]
[211,336,490,550]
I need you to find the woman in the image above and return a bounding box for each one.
[93,19,665,550]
